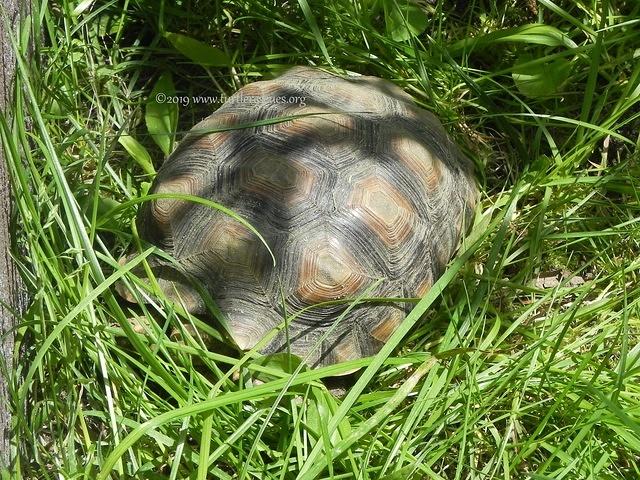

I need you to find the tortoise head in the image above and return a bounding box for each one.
[115,253,206,314]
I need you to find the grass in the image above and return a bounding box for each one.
[1,0,639,478]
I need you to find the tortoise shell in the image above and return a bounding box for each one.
[134,66,477,368]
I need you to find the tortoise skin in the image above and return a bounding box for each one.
[136,66,477,368]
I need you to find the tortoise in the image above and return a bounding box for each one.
[121,66,477,368]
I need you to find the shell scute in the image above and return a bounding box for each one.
[295,233,369,304]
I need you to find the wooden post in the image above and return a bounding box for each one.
[0,0,28,469]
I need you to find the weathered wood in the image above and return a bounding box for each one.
[0,0,29,469]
